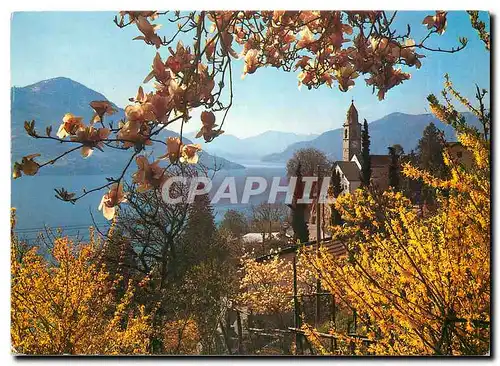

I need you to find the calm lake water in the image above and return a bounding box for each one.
[11,160,286,242]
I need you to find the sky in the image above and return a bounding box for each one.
[11,11,490,138]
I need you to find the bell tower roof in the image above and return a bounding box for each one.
[346,100,358,124]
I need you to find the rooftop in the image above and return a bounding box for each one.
[335,161,361,181]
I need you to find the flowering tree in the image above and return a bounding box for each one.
[162,318,201,355]
[11,214,153,355]
[238,252,315,317]
[303,79,490,355]
[12,10,470,220]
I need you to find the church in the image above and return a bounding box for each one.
[333,101,391,194]
[307,101,392,240]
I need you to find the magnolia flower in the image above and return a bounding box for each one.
[125,103,155,122]
[205,37,216,60]
[220,32,239,59]
[132,155,165,192]
[119,11,157,24]
[335,65,359,92]
[207,11,234,32]
[272,10,285,24]
[149,93,171,123]
[71,126,110,158]
[144,53,174,84]
[158,137,182,163]
[299,11,321,25]
[294,56,312,71]
[166,78,185,110]
[98,183,127,220]
[241,35,261,54]
[56,113,84,139]
[242,49,260,77]
[201,111,216,128]
[12,162,22,179]
[193,64,215,104]
[195,111,223,142]
[297,70,314,88]
[397,39,424,69]
[366,66,410,100]
[422,11,448,35]
[327,31,348,50]
[320,73,334,88]
[13,154,41,178]
[166,41,195,74]
[296,27,315,49]
[20,154,41,175]
[90,100,116,123]
[135,15,162,48]
[282,33,296,45]
[131,86,147,103]
[180,144,202,164]
[116,120,152,149]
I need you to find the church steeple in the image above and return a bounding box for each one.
[346,99,358,123]
[342,100,362,161]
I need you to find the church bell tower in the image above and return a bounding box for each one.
[342,100,362,161]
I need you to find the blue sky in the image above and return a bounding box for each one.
[11,11,490,138]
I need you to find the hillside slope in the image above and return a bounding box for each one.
[261,112,480,162]
[187,130,318,160]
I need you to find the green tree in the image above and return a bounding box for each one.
[388,145,404,190]
[105,181,235,353]
[417,122,448,207]
[417,122,447,177]
[391,143,405,157]
[361,119,371,187]
[177,193,237,353]
[286,148,331,178]
[289,163,309,243]
[220,209,248,239]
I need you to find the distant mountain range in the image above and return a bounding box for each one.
[186,130,318,160]
[12,77,480,175]
[262,111,481,163]
[11,77,244,175]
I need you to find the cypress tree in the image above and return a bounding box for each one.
[417,122,447,178]
[388,146,401,190]
[290,163,309,243]
[417,122,448,207]
[361,118,371,187]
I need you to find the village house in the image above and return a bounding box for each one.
[446,141,474,167]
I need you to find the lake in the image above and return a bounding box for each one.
[11,160,287,242]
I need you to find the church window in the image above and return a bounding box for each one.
[344,129,348,138]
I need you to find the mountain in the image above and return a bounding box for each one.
[261,112,480,163]
[186,130,318,160]
[11,77,244,175]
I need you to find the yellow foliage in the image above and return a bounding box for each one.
[162,318,200,355]
[11,225,153,355]
[303,84,490,355]
[238,252,315,315]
